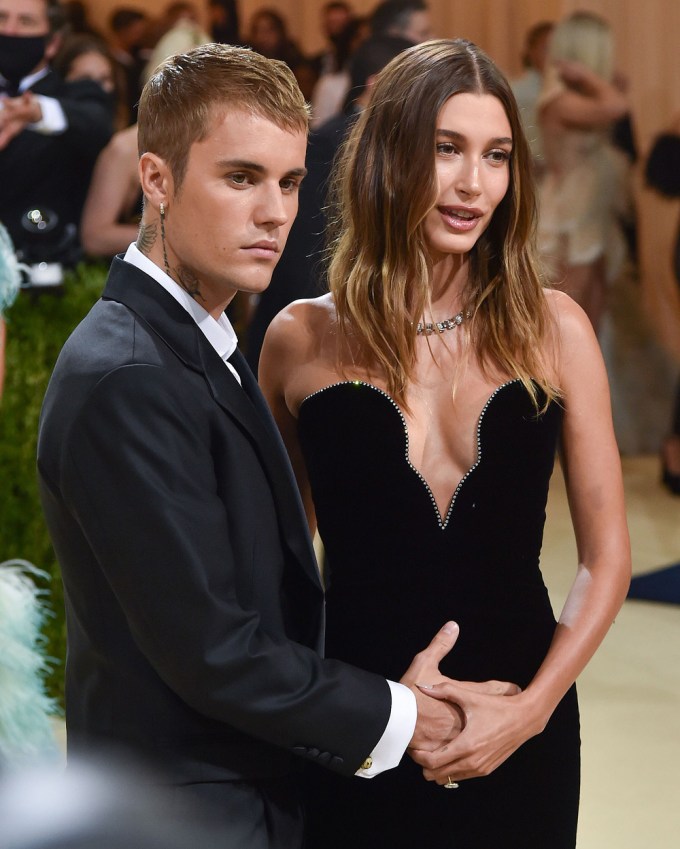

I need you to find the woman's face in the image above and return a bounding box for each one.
[422,92,512,263]
[250,15,283,55]
[66,51,115,93]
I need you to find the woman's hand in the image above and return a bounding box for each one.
[408,680,545,784]
[0,92,42,150]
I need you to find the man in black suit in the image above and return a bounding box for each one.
[36,44,498,848]
[0,0,113,262]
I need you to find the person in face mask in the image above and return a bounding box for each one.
[0,0,114,270]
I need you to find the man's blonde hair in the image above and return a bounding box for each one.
[137,43,310,191]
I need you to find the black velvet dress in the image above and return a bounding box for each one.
[297,379,580,849]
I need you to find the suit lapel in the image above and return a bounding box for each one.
[103,258,322,591]
[201,345,321,587]
[225,348,320,575]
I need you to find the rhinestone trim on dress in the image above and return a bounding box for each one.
[300,379,521,531]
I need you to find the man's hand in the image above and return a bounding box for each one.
[400,623,521,754]
[0,93,42,150]
[400,621,463,752]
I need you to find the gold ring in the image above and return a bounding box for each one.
[444,776,459,789]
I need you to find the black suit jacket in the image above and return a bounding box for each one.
[0,70,113,254]
[37,257,390,783]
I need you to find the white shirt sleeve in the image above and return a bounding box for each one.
[355,680,416,778]
[29,95,67,134]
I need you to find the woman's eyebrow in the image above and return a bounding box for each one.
[436,129,513,146]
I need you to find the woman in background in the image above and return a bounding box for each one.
[246,8,313,98]
[537,11,630,331]
[79,123,140,259]
[260,39,630,848]
[52,34,125,125]
[645,116,680,494]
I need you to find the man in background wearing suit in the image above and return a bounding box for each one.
[36,44,511,849]
[0,0,113,264]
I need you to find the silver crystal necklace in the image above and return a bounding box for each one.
[416,310,470,336]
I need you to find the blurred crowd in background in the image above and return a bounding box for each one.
[0,0,678,495]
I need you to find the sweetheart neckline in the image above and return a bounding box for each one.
[299,378,522,530]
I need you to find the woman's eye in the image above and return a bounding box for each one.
[487,149,511,164]
[436,143,457,155]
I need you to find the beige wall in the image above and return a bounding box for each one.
[81,0,680,138]
[80,0,680,355]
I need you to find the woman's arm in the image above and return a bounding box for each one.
[259,303,318,534]
[410,292,631,783]
[80,125,141,258]
[543,60,628,131]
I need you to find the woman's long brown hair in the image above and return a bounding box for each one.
[327,39,558,409]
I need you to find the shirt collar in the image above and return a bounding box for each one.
[17,66,50,93]
[123,243,238,362]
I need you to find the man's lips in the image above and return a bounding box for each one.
[242,240,280,258]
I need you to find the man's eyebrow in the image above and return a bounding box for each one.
[436,129,513,146]
[218,159,265,172]
[217,159,308,177]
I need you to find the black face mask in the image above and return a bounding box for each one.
[0,33,48,89]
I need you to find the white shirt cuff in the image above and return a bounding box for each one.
[29,95,67,134]
[355,680,416,778]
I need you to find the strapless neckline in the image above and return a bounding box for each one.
[300,378,522,530]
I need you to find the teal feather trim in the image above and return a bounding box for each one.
[0,222,27,318]
[0,560,60,767]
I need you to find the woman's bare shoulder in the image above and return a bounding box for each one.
[267,293,335,341]
[542,287,604,383]
[102,124,138,161]
[543,287,595,340]
[262,293,337,365]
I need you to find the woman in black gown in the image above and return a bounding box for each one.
[260,39,631,849]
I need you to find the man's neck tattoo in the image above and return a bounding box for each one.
[160,209,170,276]
[177,266,204,301]
[138,217,203,302]
[136,222,157,256]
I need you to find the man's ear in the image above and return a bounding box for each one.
[45,33,62,63]
[139,152,172,213]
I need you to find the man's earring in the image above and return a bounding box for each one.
[159,202,169,276]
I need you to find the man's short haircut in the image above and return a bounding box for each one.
[137,43,309,191]
[109,7,147,33]
[370,1,427,38]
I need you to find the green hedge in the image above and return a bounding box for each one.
[0,262,109,703]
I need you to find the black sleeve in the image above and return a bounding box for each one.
[60,363,392,774]
[56,78,114,159]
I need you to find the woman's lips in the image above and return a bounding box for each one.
[437,206,483,232]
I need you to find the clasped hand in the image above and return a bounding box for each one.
[400,622,529,785]
[0,93,41,150]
